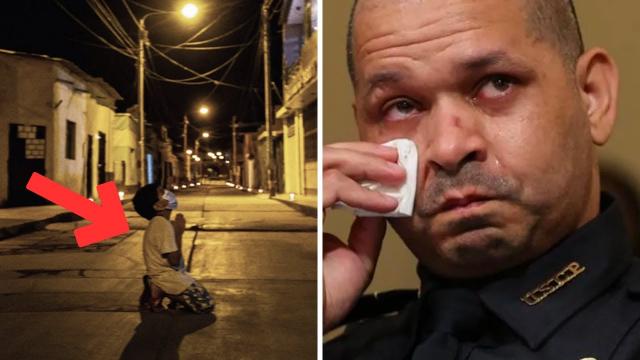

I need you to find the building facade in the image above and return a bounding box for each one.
[113,113,140,192]
[277,0,318,196]
[0,49,121,206]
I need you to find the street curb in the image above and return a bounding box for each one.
[0,212,81,240]
[0,199,133,241]
[272,198,318,218]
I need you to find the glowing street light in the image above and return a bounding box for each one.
[207,152,215,158]
[198,105,209,115]
[215,151,222,156]
[181,3,199,19]
[186,149,193,155]
[202,131,210,138]
[138,5,199,186]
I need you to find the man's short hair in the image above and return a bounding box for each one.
[346,0,585,83]
[133,183,160,220]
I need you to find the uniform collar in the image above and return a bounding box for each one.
[418,194,633,349]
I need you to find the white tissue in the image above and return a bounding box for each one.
[353,139,418,218]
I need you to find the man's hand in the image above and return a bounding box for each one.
[323,142,405,332]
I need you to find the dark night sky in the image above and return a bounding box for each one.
[0,0,284,151]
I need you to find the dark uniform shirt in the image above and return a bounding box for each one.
[325,194,640,359]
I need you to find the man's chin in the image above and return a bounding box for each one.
[432,227,524,277]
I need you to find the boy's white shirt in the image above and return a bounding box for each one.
[143,216,194,295]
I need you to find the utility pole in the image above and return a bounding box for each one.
[183,115,190,182]
[261,0,275,197]
[194,138,200,181]
[137,19,148,186]
[134,6,199,187]
[231,115,238,184]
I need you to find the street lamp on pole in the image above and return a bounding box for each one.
[137,4,199,187]
[182,104,210,184]
[198,105,210,115]
[181,3,199,18]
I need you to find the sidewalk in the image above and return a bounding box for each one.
[218,181,318,218]
[271,193,318,218]
[0,205,78,240]
[0,195,134,240]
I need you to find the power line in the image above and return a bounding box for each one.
[89,0,137,50]
[157,14,256,48]
[145,37,251,85]
[229,16,263,124]
[124,0,165,14]
[151,31,257,83]
[121,0,141,31]
[201,34,250,100]
[54,0,136,59]
[147,44,256,89]
[157,9,234,56]
[144,46,172,123]
[155,42,254,51]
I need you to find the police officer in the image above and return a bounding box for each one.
[323,0,640,358]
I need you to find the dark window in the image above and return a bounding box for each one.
[303,102,317,162]
[65,120,76,160]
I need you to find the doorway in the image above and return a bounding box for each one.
[8,124,47,206]
[86,135,93,197]
[98,131,106,184]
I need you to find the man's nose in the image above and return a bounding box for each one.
[424,108,487,175]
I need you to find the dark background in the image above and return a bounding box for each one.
[0,0,284,151]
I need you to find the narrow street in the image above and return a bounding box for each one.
[0,181,317,359]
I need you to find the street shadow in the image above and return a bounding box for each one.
[120,311,216,360]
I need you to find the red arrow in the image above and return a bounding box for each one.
[26,172,130,247]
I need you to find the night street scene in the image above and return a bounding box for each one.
[0,0,317,359]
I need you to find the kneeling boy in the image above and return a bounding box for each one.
[133,184,214,313]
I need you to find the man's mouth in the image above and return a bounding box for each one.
[433,190,496,215]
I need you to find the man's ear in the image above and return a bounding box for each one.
[575,48,619,146]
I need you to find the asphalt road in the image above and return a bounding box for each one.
[0,183,318,360]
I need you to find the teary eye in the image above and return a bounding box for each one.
[383,98,419,122]
[475,74,517,100]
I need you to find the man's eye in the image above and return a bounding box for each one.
[383,99,418,122]
[476,75,517,100]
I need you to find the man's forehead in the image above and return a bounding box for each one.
[354,0,526,23]
[351,0,530,62]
